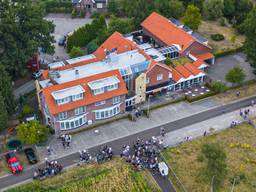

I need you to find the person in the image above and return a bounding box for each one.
[251,100,255,107]
[47,146,51,155]
[203,130,207,136]
[160,127,165,137]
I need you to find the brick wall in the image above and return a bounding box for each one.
[146,65,170,87]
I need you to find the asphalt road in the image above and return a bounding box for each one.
[1,96,255,191]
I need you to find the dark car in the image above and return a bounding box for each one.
[58,36,66,46]
[24,148,38,164]
[5,152,23,174]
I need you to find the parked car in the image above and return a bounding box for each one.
[32,70,42,79]
[58,36,66,46]
[5,152,23,174]
[24,148,38,164]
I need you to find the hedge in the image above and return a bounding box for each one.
[185,91,218,103]
[42,0,73,13]
[214,46,243,58]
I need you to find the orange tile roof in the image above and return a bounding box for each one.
[141,12,195,51]
[195,52,214,61]
[184,63,202,76]
[192,59,205,68]
[94,32,137,59]
[42,70,127,115]
[174,65,193,79]
[172,68,183,82]
[146,60,172,74]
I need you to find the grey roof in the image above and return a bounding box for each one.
[169,18,183,27]
[182,25,193,33]
[192,32,208,43]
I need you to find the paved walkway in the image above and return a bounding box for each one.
[37,98,222,161]
[13,80,35,99]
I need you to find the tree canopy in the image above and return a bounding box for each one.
[182,5,201,30]
[67,15,106,52]
[0,65,15,115]
[17,121,49,144]
[0,93,8,132]
[225,66,246,85]
[203,0,224,20]
[243,8,256,73]
[69,47,84,58]
[0,0,55,78]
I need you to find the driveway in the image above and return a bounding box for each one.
[208,52,255,86]
[41,14,92,62]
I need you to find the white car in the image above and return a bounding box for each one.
[32,70,42,79]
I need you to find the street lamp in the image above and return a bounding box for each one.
[147,95,152,117]
[211,175,215,192]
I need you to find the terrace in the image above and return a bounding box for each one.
[171,56,193,67]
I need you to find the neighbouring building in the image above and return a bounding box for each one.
[37,12,214,134]
[72,0,108,13]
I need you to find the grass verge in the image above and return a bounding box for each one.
[6,158,161,192]
[162,123,256,192]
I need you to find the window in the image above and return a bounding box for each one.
[74,106,85,115]
[60,116,86,130]
[72,93,83,101]
[95,105,121,120]
[113,96,120,105]
[93,87,104,95]
[157,74,163,81]
[107,83,118,91]
[96,3,103,8]
[95,100,105,106]
[59,112,67,120]
[146,77,150,84]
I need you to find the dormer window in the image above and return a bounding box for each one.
[52,85,85,106]
[88,76,120,95]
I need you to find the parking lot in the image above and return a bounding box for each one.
[41,14,92,62]
[207,52,255,86]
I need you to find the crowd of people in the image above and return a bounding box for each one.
[120,137,164,173]
[79,150,92,163]
[96,146,113,163]
[33,161,62,180]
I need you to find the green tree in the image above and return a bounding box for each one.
[108,16,135,34]
[69,47,84,58]
[234,0,253,29]
[201,143,227,190]
[108,0,123,16]
[0,65,15,115]
[0,0,55,78]
[182,5,201,30]
[67,15,107,52]
[211,81,227,93]
[87,40,99,54]
[225,66,246,85]
[203,0,224,20]
[165,57,172,66]
[155,0,185,19]
[17,121,49,144]
[243,8,256,71]
[0,94,8,132]
[223,0,235,20]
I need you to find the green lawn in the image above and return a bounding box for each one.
[163,123,256,192]
[7,158,161,192]
[171,57,192,67]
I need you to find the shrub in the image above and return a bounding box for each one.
[211,33,225,41]
[219,18,226,26]
[71,9,78,18]
[22,104,33,115]
[211,81,227,93]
